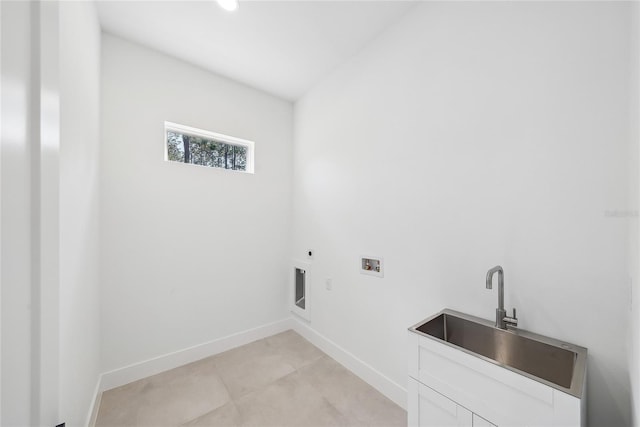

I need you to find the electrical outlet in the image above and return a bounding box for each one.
[325,278,332,290]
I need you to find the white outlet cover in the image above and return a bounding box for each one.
[326,278,332,290]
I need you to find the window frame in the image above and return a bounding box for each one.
[164,121,255,174]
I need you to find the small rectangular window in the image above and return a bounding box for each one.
[164,121,254,173]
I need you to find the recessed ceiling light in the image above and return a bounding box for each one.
[217,0,239,12]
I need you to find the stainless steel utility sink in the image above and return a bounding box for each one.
[409,309,587,398]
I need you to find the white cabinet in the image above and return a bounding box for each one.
[409,378,472,427]
[408,330,584,427]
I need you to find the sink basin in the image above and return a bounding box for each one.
[409,309,587,397]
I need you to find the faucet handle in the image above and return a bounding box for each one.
[504,308,518,328]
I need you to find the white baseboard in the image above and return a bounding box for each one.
[98,318,292,392]
[85,376,102,427]
[290,317,407,410]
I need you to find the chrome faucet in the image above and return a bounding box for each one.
[486,266,518,329]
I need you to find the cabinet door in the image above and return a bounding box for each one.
[409,378,472,427]
[472,413,497,427]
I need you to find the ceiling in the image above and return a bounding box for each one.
[96,1,415,101]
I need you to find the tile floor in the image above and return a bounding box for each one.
[95,330,407,426]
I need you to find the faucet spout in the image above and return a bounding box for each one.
[486,265,504,311]
[486,265,517,329]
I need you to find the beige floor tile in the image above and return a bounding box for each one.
[95,331,407,427]
[263,330,325,369]
[213,339,271,367]
[181,402,242,426]
[96,379,151,427]
[234,371,348,427]
[299,356,407,427]
[98,358,231,427]
[138,358,231,426]
[214,339,296,399]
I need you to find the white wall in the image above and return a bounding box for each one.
[59,1,102,426]
[39,1,61,423]
[630,3,640,426]
[100,34,293,372]
[0,2,71,425]
[293,2,632,425]
[1,1,34,424]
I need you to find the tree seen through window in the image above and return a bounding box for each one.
[167,131,247,171]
